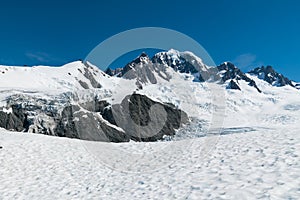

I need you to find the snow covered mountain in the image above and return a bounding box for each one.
[1,49,300,199]
[249,65,295,87]
[152,49,214,81]
[106,49,221,85]
[216,62,262,92]
[1,51,300,199]
[0,60,188,142]
[106,52,171,88]
[0,49,299,143]
[107,50,263,92]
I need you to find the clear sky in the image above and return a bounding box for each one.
[0,0,299,81]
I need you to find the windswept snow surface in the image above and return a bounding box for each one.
[0,126,299,199]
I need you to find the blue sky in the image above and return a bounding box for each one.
[0,0,299,81]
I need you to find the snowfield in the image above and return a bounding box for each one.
[1,54,300,199]
[0,126,299,199]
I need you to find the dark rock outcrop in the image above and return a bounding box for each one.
[83,62,102,88]
[0,105,30,132]
[106,50,219,84]
[1,93,188,143]
[105,53,171,87]
[54,105,129,142]
[152,51,216,82]
[55,93,188,142]
[104,51,262,92]
[105,67,123,76]
[217,62,249,83]
[217,62,262,92]
[76,62,102,89]
[152,51,199,74]
[78,80,89,89]
[249,66,295,87]
[108,94,189,142]
[227,80,241,90]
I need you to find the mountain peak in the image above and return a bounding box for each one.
[219,62,237,70]
[139,52,148,57]
[265,65,275,73]
[152,49,210,78]
[217,62,262,93]
[249,66,294,87]
[133,52,150,64]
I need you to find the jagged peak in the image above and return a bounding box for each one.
[139,52,149,57]
[251,65,275,74]
[227,79,241,90]
[216,62,262,93]
[133,52,150,64]
[217,62,239,72]
[154,49,205,65]
[152,49,181,65]
[220,61,236,67]
[249,65,294,87]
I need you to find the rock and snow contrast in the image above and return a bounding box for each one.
[0,49,299,199]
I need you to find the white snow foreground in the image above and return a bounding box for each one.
[0,127,299,199]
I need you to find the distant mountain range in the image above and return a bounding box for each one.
[0,49,299,142]
[106,49,298,91]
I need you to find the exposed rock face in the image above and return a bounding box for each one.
[249,66,295,87]
[105,67,122,76]
[105,53,171,88]
[105,50,263,92]
[227,80,241,90]
[217,62,246,82]
[105,50,220,85]
[152,50,218,82]
[78,80,89,89]
[217,62,262,93]
[152,51,199,73]
[76,61,102,89]
[82,62,102,88]
[0,105,30,132]
[0,93,188,142]
[54,105,129,142]
[108,94,189,142]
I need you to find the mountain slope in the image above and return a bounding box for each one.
[0,60,189,142]
[106,53,171,88]
[249,66,295,87]
[217,62,262,92]
[107,50,264,93]
[0,49,299,142]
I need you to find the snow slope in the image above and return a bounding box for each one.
[0,126,299,199]
[0,61,87,92]
[0,61,137,111]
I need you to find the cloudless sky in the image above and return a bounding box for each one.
[0,0,299,81]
